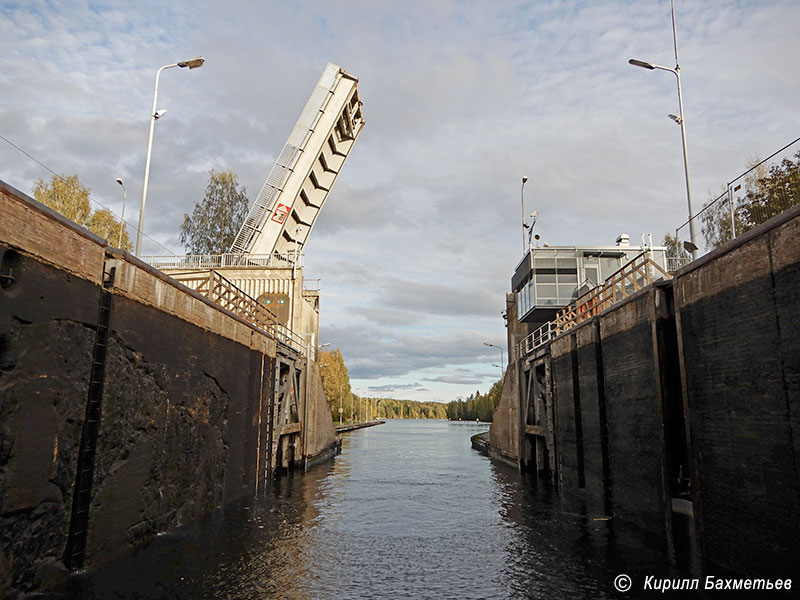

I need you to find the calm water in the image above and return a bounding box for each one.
[77,419,685,599]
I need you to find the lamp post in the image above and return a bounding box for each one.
[338,381,346,425]
[483,342,505,376]
[136,56,205,257]
[520,176,528,255]
[115,178,126,249]
[628,0,696,259]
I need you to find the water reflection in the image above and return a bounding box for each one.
[76,420,692,599]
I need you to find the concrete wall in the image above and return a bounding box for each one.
[598,287,672,543]
[304,362,338,464]
[494,203,800,579]
[0,222,101,594]
[0,181,337,597]
[488,363,520,465]
[674,209,800,579]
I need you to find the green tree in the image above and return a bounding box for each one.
[87,208,132,251]
[32,174,131,250]
[662,233,690,272]
[179,169,249,255]
[701,151,800,250]
[319,349,351,422]
[737,152,800,229]
[33,174,91,224]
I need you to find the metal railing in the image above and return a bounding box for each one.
[142,252,303,270]
[676,136,800,257]
[515,321,554,359]
[180,270,307,355]
[667,256,692,273]
[554,251,670,333]
[516,252,672,359]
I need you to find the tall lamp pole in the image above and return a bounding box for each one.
[136,56,205,256]
[520,176,528,255]
[339,381,346,425]
[483,342,505,376]
[115,178,127,249]
[629,0,697,259]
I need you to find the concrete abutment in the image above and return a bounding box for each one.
[489,204,800,581]
[0,181,338,597]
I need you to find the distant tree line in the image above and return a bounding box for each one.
[372,399,447,420]
[445,378,503,422]
[318,349,450,422]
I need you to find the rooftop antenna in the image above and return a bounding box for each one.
[527,210,538,249]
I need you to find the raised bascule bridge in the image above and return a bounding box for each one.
[145,61,364,483]
[142,62,363,481]
[0,62,363,589]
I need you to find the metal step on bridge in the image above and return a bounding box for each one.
[229,62,364,261]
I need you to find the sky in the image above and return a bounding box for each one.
[1,0,798,403]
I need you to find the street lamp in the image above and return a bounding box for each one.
[136,56,205,256]
[115,178,126,249]
[520,176,528,254]
[628,0,697,259]
[483,342,505,375]
[338,381,346,425]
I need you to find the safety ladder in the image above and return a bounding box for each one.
[64,264,115,570]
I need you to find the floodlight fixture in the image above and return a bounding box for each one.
[629,58,656,70]
[178,57,205,69]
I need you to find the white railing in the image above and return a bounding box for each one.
[515,321,554,359]
[142,252,303,270]
[667,256,692,273]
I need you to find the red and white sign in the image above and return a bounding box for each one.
[270,203,290,225]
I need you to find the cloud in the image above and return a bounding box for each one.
[2,0,799,402]
[422,374,487,386]
[321,323,501,380]
[366,383,424,393]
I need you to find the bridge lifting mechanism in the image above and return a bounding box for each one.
[229,62,364,262]
[145,63,363,355]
